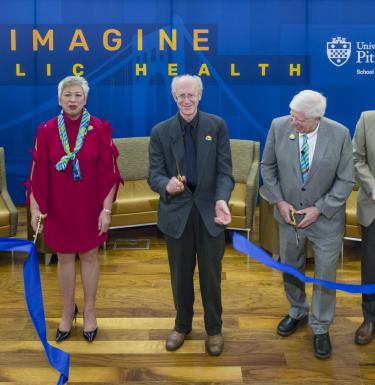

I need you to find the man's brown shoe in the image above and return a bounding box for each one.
[166,331,186,351]
[206,334,224,356]
[355,320,375,345]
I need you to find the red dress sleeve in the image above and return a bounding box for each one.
[26,123,49,214]
[97,120,123,204]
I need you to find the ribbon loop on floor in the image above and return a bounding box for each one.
[0,237,69,385]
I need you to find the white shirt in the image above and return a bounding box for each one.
[298,121,320,167]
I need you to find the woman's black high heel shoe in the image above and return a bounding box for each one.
[83,312,98,342]
[55,304,78,342]
[83,327,98,342]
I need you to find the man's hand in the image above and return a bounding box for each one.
[371,192,375,204]
[276,200,295,224]
[214,200,231,225]
[166,176,186,195]
[295,206,320,228]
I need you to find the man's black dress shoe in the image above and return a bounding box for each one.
[277,314,308,336]
[313,332,331,359]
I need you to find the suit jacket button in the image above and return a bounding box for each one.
[300,203,303,206]
[301,188,306,191]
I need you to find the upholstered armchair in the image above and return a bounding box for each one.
[228,139,260,239]
[112,137,159,228]
[113,137,260,239]
[0,147,18,237]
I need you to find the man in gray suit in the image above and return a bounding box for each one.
[353,111,375,345]
[261,90,354,358]
[148,75,234,356]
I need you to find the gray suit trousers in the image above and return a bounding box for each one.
[279,223,342,334]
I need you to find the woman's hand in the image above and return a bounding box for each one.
[30,210,47,233]
[98,209,111,236]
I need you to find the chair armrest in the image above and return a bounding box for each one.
[2,188,17,236]
[245,161,259,229]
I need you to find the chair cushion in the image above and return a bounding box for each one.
[228,183,246,217]
[112,180,159,214]
[111,212,158,227]
[345,225,361,239]
[0,197,10,226]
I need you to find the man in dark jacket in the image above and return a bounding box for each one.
[148,74,234,356]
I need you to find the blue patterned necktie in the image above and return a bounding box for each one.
[184,123,197,191]
[300,133,309,183]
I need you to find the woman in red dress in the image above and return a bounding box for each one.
[27,76,122,342]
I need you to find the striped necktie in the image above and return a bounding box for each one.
[300,134,309,183]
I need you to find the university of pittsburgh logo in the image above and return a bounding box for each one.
[327,37,351,67]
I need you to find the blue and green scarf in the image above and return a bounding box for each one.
[55,108,90,180]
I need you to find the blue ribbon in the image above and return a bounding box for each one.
[0,237,69,384]
[232,232,375,294]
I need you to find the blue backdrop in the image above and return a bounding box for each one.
[0,0,374,203]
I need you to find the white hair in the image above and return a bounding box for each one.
[171,74,203,95]
[58,76,89,99]
[289,90,327,118]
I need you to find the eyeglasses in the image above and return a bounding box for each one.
[176,93,198,101]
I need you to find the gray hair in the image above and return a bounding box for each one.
[289,90,327,118]
[171,75,203,95]
[58,76,89,99]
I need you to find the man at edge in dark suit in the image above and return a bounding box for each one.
[148,74,234,356]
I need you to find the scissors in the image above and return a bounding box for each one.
[33,215,43,244]
[176,160,183,182]
[290,208,300,246]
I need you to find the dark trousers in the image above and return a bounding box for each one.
[361,220,375,321]
[165,205,225,335]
